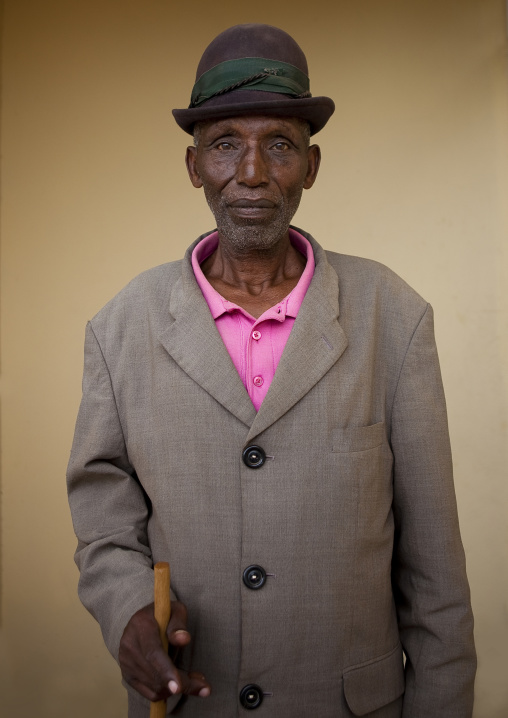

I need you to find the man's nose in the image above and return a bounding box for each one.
[236,146,269,186]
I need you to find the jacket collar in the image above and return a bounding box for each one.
[158,228,348,437]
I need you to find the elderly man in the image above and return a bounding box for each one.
[67,23,476,718]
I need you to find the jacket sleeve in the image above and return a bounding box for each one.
[67,322,175,661]
[390,304,476,717]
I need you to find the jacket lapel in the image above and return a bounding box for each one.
[245,235,348,442]
[158,232,348,437]
[158,240,257,428]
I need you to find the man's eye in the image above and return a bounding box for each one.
[273,142,290,151]
[216,142,233,150]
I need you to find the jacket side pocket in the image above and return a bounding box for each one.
[343,643,405,716]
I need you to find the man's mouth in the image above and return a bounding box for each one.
[229,198,276,208]
[227,198,277,219]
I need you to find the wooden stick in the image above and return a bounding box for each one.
[150,561,171,718]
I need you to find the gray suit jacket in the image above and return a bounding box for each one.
[67,230,476,717]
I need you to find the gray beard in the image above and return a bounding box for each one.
[204,189,303,253]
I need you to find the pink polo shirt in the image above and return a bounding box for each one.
[192,229,315,411]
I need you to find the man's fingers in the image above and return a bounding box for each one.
[123,645,175,699]
[147,644,184,693]
[119,601,210,701]
[165,669,211,698]
[189,672,211,698]
[179,670,211,697]
[128,678,160,703]
[167,601,192,646]
[143,640,210,698]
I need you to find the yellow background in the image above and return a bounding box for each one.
[1,1,507,716]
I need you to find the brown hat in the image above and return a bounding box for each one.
[172,24,335,136]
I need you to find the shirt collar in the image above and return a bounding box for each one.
[191,228,315,321]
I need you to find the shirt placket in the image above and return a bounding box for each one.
[249,319,266,409]
[248,301,287,410]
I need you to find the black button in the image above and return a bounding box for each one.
[243,565,267,590]
[242,445,266,468]
[240,684,263,709]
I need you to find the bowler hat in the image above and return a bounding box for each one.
[172,24,335,136]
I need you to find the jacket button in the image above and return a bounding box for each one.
[243,565,267,590]
[239,684,263,709]
[242,445,266,468]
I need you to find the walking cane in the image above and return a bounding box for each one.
[150,562,171,718]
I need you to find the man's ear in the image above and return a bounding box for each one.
[185,146,203,188]
[303,144,321,190]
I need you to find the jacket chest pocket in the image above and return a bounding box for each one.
[332,421,386,453]
[331,422,393,514]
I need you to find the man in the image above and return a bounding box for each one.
[67,23,476,718]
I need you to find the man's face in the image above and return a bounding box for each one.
[185,116,320,252]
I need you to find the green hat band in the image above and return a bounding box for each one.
[189,57,311,108]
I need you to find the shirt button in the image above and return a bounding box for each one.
[243,565,267,590]
[239,684,264,709]
[253,375,264,387]
[252,330,261,340]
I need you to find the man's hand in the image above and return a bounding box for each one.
[118,601,211,702]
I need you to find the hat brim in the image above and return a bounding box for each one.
[172,90,335,136]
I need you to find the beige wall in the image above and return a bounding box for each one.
[1,1,507,716]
